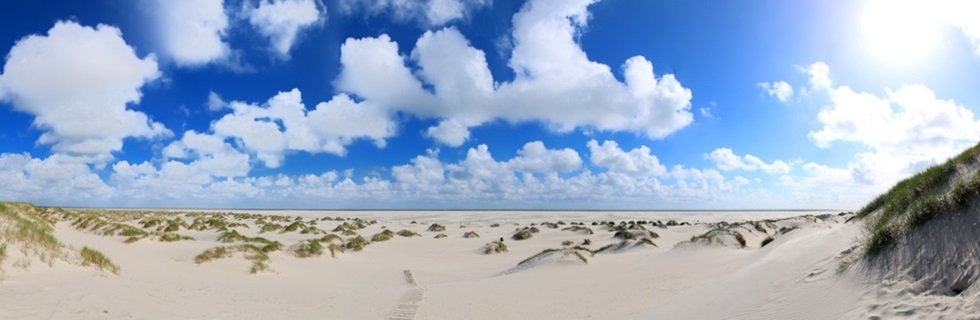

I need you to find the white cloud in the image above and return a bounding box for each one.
[797,62,832,92]
[587,140,667,176]
[207,91,228,111]
[507,141,582,173]
[0,153,112,205]
[200,88,395,167]
[152,0,231,67]
[758,81,794,102]
[704,148,791,175]
[425,119,471,147]
[337,0,490,26]
[335,0,694,146]
[0,138,758,208]
[244,0,325,58]
[766,62,980,207]
[936,0,980,55]
[0,21,170,162]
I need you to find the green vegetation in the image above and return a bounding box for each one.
[80,247,120,275]
[512,230,533,240]
[372,229,395,242]
[856,142,980,257]
[518,242,593,266]
[397,229,421,237]
[463,231,480,238]
[293,239,324,258]
[434,233,448,239]
[345,235,370,252]
[194,244,272,274]
[194,246,232,263]
[483,241,508,254]
[761,236,775,247]
[778,226,798,234]
[561,226,594,234]
[159,233,194,242]
[427,223,446,232]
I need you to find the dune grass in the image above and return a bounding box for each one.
[856,142,980,257]
[761,236,775,247]
[483,241,508,254]
[345,235,370,251]
[463,231,479,238]
[159,233,194,242]
[518,242,592,266]
[293,239,324,258]
[397,229,421,237]
[80,246,120,275]
[512,230,533,240]
[427,223,446,232]
[0,203,62,261]
[561,226,594,235]
[372,229,395,242]
[434,233,448,239]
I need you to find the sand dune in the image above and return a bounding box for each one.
[3,202,888,319]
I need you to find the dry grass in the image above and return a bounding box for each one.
[80,246,120,275]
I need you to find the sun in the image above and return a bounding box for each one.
[862,0,943,64]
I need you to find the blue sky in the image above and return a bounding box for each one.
[1,0,979,209]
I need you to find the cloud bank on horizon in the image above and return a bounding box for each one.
[0,0,979,209]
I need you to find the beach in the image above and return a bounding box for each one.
[1,204,888,319]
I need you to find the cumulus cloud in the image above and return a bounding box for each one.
[766,62,980,206]
[0,21,170,162]
[507,141,582,173]
[0,139,756,208]
[152,0,231,67]
[195,88,394,167]
[797,62,832,93]
[244,0,325,58]
[0,153,112,205]
[335,0,693,146]
[758,81,794,102]
[704,148,791,175]
[587,140,667,176]
[337,0,490,26]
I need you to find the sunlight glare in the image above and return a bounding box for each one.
[862,0,942,64]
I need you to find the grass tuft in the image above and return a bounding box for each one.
[80,247,120,274]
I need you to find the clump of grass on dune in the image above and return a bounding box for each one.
[761,236,775,247]
[194,246,233,263]
[561,225,594,235]
[80,246,120,275]
[483,240,508,254]
[427,223,446,232]
[259,223,284,233]
[462,231,479,238]
[293,239,324,258]
[517,242,593,266]
[345,235,370,252]
[434,233,448,239]
[397,229,421,237]
[512,229,533,240]
[856,142,980,257]
[158,233,194,242]
[0,203,62,262]
[194,244,272,274]
[372,229,395,242]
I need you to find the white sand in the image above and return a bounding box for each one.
[0,208,941,319]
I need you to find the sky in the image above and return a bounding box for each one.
[0,0,979,210]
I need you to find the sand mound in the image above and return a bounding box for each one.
[848,143,980,318]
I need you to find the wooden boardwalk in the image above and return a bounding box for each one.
[390,270,424,320]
